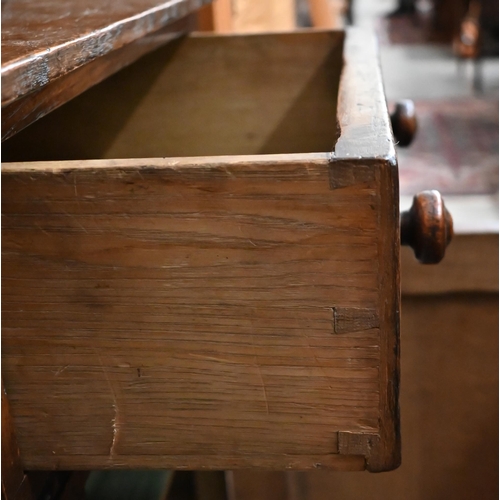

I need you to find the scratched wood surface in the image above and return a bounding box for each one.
[2,29,400,472]
[1,0,213,107]
[2,154,396,471]
[1,16,197,142]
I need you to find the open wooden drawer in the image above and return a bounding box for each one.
[2,29,448,473]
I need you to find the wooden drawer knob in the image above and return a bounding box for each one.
[390,99,417,147]
[401,190,453,264]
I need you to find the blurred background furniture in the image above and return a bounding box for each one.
[198,0,350,32]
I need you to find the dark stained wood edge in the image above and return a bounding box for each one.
[332,27,400,471]
[328,162,375,189]
[19,454,367,472]
[1,380,33,500]
[2,16,196,142]
[1,0,213,107]
[370,158,401,472]
[333,28,396,162]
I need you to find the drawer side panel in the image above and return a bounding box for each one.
[2,156,394,470]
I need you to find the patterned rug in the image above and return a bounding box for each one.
[377,11,436,46]
[395,98,499,195]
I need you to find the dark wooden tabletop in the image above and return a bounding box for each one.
[1,0,211,106]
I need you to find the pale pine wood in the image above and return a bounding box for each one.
[2,29,400,472]
[2,154,394,471]
[211,0,234,32]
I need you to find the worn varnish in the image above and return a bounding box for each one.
[1,16,197,142]
[1,0,212,107]
[2,30,400,472]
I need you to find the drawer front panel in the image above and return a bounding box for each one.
[2,155,398,470]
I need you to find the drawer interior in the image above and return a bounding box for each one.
[2,31,344,162]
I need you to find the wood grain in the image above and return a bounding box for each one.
[1,0,213,107]
[2,155,395,471]
[1,16,196,142]
[229,293,499,499]
[2,31,344,162]
[337,432,380,456]
[196,0,233,32]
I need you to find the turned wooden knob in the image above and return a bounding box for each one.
[401,190,453,264]
[390,99,417,147]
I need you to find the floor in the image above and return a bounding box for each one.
[354,0,499,100]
